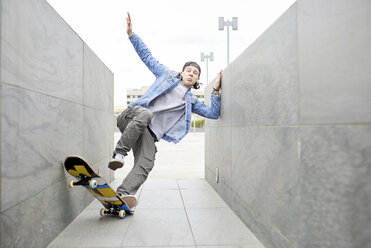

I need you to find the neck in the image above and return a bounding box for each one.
[181,80,193,89]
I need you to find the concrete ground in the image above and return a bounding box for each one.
[48,132,264,248]
[115,131,206,180]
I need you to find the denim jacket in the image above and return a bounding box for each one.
[128,33,221,144]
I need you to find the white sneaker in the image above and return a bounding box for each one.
[108,153,125,170]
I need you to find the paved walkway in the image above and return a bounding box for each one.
[48,133,265,248]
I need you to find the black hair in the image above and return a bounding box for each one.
[193,81,201,90]
[182,61,202,89]
[182,61,201,75]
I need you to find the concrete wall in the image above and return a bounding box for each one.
[205,0,371,248]
[0,0,114,247]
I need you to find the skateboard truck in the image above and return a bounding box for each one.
[68,175,98,189]
[100,207,126,219]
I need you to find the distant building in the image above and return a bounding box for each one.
[114,106,124,116]
[192,89,206,105]
[126,86,150,106]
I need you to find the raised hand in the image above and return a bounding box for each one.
[126,12,133,37]
[214,70,222,91]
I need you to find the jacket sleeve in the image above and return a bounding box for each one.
[129,33,168,77]
[191,94,221,119]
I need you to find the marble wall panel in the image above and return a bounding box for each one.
[94,156,112,183]
[300,125,371,248]
[109,114,115,181]
[0,0,84,104]
[298,0,371,124]
[1,84,83,211]
[205,1,371,248]
[231,126,299,245]
[0,0,114,247]
[231,4,298,126]
[205,125,233,205]
[83,107,111,165]
[230,190,294,248]
[205,171,232,209]
[84,44,113,111]
[0,83,2,247]
[98,157,112,183]
[204,126,210,175]
[1,178,93,248]
[207,126,232,187]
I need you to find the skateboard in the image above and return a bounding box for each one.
[64,155,133,219]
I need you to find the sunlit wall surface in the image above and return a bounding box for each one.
[205,1,371,247]
[0,0,114,246]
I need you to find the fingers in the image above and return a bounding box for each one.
[218,70,223,78]
[126,12,131,24]
[216,70,222,89]
[126,12,133,36]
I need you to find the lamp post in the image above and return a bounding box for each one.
[219,17,238,65]
[201,52,214,85]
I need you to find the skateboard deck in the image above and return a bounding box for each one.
[64,155,133,218]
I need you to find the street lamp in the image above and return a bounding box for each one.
[219,17,238,65]
[201,52,214,85]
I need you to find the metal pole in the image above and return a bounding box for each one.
[227,25,230,65]
[206,57,209,84]
[219,17,237,66]
[193,115,195,132]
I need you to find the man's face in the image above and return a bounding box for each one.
[181,66,200,88]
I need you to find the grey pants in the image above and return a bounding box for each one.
[114,106,157,196]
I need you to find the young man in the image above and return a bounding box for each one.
[109,13,222,209]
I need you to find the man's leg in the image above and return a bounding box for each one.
[109,106,153,170]
[117,128,157,196]
[114,106,153,156]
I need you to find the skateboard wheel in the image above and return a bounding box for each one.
[68,180,75,188]
[89,180,97,189]
[100,208,106,216]
[118,210,126,219]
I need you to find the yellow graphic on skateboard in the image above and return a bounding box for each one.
[64,155,132,218]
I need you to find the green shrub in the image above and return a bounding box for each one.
[191,119,205,128]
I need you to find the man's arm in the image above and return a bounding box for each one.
[126,13,167,77]
[191,70,222,119]
[192,94,221,119]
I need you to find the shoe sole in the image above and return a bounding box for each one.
[121,195,138,210]
[108,161,124,170]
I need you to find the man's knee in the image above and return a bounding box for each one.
[138,159,155,175]
[137,108,153,125]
